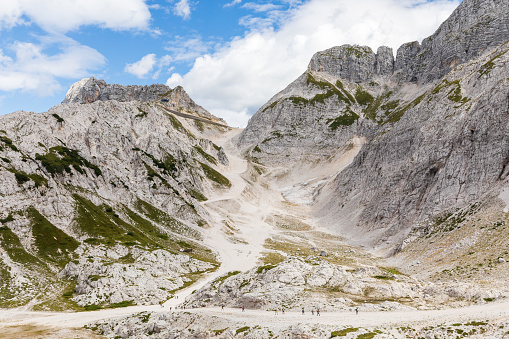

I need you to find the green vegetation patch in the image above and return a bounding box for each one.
[0,135,19,152]
[164,112,195,138]
[354,88,374,106]
[262,100,280,112]
[383,94,425,125]
[135,107,148,118]
[374,275,394,280]
[27,206,79,265]
[7,168,48,187]
[200,162,231,188]
[343,45,373,58]
[327,110,360,130]
[51,113,64,123]
[216,271,241,284]
[288,74,355,107]
[72,194,129,243]
[194,120,205,132]
[35,146,101,177]
[256,263,277,273]
[356,331,381,339]
[236,326,250,334]
[331,327,359,337]
[133,148,177,176]
[84,304,102,311]
[193,146,218,165]
[189,189,208,202]
[432,79,470,105]
[0,223,42,266]
[478,47,509,77]
[109,300,134,308]
[133,197,193,235]
[0,214,14,223]
[363,91,393,122]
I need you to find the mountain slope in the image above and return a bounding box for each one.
[0,80,231,309]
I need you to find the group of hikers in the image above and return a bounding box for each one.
[301,307,320,316]
[228,306,360,315]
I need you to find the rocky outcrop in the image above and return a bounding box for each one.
[62,246,214,306]
[62,77,170,104]
[307,45,394,83]
[184,257,504,312]
[62,77,227,124]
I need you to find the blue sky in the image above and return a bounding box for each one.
[0,0,460,127]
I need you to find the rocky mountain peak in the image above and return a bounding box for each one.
[61,77,227,125]
[62,77,171,104]
[307,44,394,83]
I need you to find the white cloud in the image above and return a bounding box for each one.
[125,54,174,79]
[164,35,215,62]
[166,73,184,87]
[0,36,105,95]
[0,0,151,33]
[125,54,157,78]
[242,3,281,12]
[224,0,242,8]
[167,0,460,127]
[174,0,192,20]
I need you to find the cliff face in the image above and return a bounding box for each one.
[316,42,509,249]
[236,0,509,251]
[0,79,230,308]
[395,0,509,83]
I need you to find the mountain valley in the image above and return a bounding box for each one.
[1,0,509,338]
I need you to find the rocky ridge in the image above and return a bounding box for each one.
[62,77,226,125]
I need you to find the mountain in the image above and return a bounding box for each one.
[236,0,509,259]
[0,79,230,309]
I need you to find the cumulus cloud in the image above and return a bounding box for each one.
[0,0,151,33]
[174,0,192,20]
[0,36,105,95]
[125,54,158,78]
[125,54,174,79]
[167,0,460,127]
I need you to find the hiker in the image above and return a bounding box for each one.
[242,306,245,312]
[317,308,320,316]
[282,308,285,315]
[355,307,359,315]
[275,308,278,315]
[221,305,224,310]
[311,309,314,316]
[302,307,305,315]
